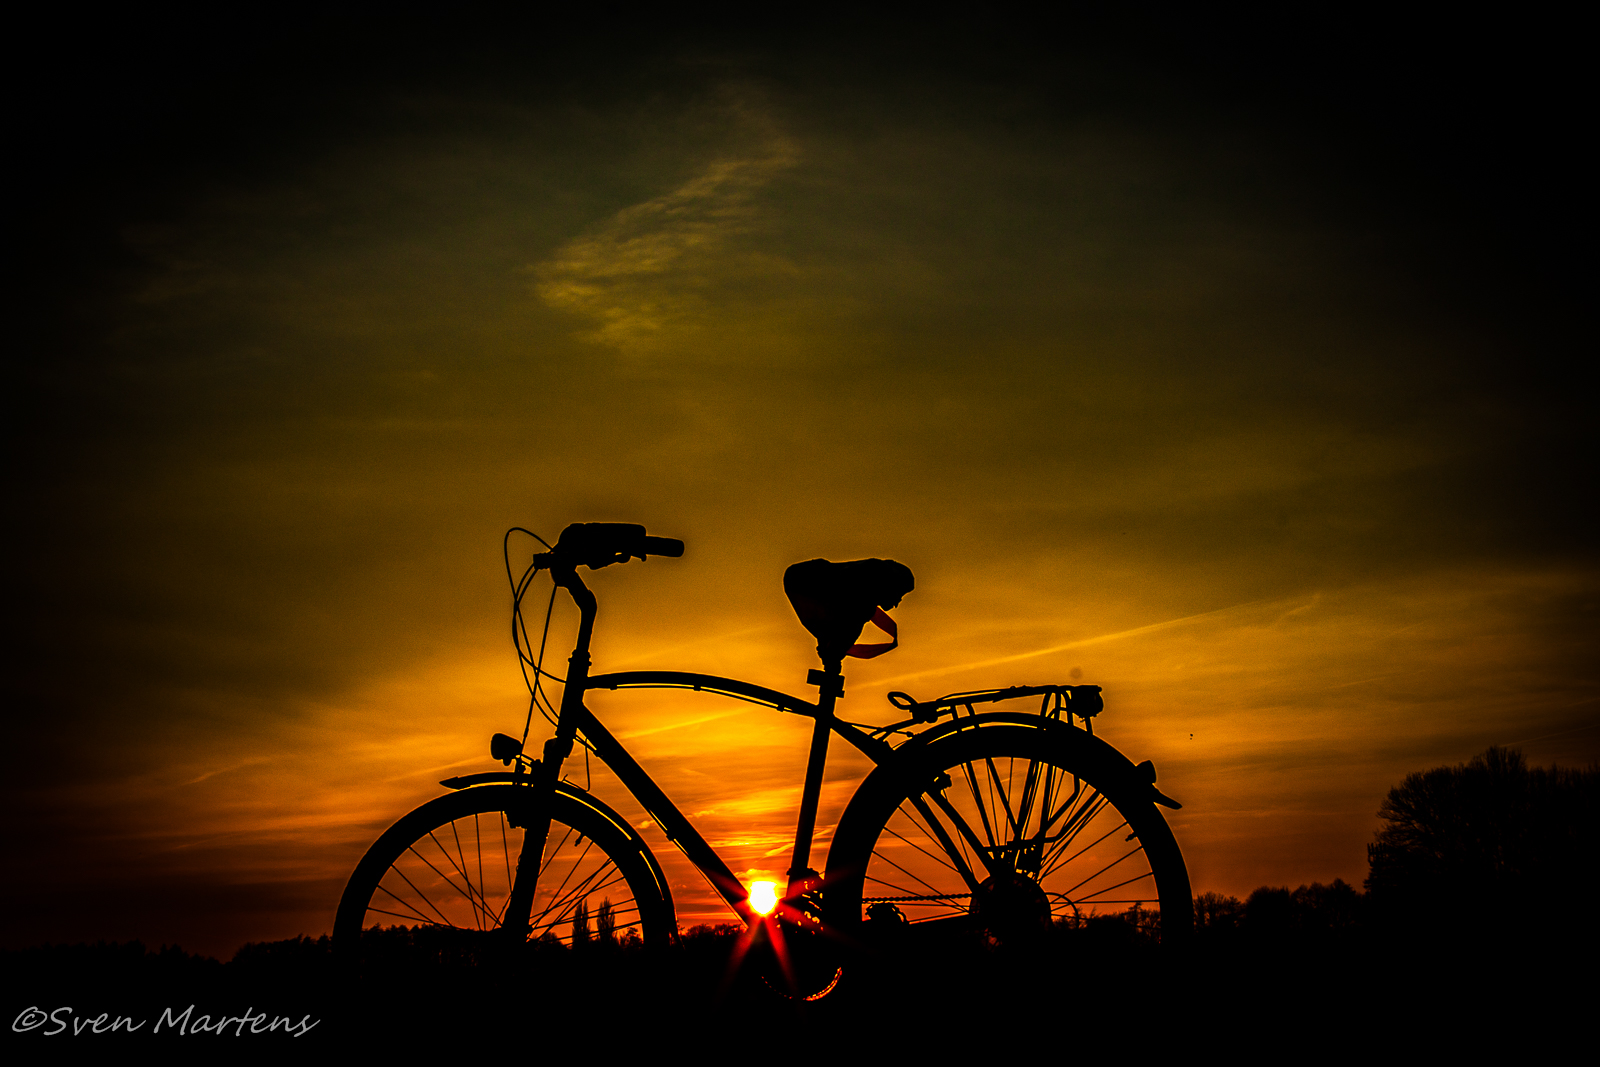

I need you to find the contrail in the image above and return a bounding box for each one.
[608,625,773,669]
[874,596,1315,686]
[616,710,745,740]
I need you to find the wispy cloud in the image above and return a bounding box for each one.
[875,596,1318,686]
[615,710,744,741]
[533,98,798,352]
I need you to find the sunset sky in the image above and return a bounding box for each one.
[11,13,1591,958]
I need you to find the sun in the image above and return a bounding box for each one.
[748,880,779,916]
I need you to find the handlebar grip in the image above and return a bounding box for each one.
[642,536,685,558]
[549,522,685,568]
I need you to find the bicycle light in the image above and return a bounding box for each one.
[490,733,524,765]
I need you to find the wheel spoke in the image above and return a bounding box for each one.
[1038,793,1113,874]
[340,786,662,955]
[1074,869,1156,902]
[1041,775,1087,842]
[524,829,642,943]
[371,883,439,926]
[536,855,620,924]
[1050,788,1106,844]
[926,787,1001,880]
[961,760,999,851]
[500,814,513,896]
[1042,815,1126,880]
[399,844,476,924]
[447,820,481,929]
[423,830,492,924]
[1052,767,1081,824]
[985,755,1027,839]
[530,862,629,940]
[999,755,1046,862]
[880,819,972,878]
[871,835,966,900]
[533,828,593,922]
[864,872,951,901]
[474,814,488,930]
[846,729,1187,945]
[907,797,982,875]
[1021,758,1052,844]
[1063,842,1145,897]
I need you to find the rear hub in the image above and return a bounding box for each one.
[972,872,1052,943]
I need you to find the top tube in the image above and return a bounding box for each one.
[586,670,820,718]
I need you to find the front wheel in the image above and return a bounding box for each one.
[826,722,1191,948]
[334,784,674,961]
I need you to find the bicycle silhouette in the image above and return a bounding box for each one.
[335,523,1192,993]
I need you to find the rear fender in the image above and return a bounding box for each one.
[890,712,1180,808]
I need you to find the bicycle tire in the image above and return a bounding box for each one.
[825,721,1192,947]
[334,784,674,958]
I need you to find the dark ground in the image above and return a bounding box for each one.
[6,920,1586,1056]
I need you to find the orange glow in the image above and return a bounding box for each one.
[748,880,779,916]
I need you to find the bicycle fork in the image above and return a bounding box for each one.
[499,734,574,943]
[501,563,596,944]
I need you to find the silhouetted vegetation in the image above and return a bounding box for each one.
[1194,879,1367,952]
[6,938,226,999]
[1366,746,1598,946]
[8,883,1583,1052]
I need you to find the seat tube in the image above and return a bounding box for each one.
[787,659,843,896]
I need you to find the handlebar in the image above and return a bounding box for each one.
[534,522,685,571]
[642,535,686,558]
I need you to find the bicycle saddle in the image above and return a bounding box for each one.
[784,558,915,664]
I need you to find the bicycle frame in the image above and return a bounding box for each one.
[488,560,900,932]
[339,531,1191,961]
[447,555,1127,942]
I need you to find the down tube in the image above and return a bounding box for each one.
[571,703,753,922]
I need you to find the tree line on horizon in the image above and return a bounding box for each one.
[1194,746,1596,950]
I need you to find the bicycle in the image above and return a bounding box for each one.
[334,522,1192,992]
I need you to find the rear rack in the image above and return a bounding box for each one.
[874,683,1104,738]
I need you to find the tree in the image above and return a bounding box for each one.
[1194,892,1244,935]
[1366,746,1598,942]
[572,900,591,946]
[1288,879,1363,937]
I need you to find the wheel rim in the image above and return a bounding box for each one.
[861,749,1164,939]
[358,802,648,948]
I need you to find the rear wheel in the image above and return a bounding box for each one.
[335,784,672,961]
[827,723,1191,947]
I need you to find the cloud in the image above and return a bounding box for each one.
[533,97,798,353]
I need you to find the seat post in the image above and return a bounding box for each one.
[787,658,844,898]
